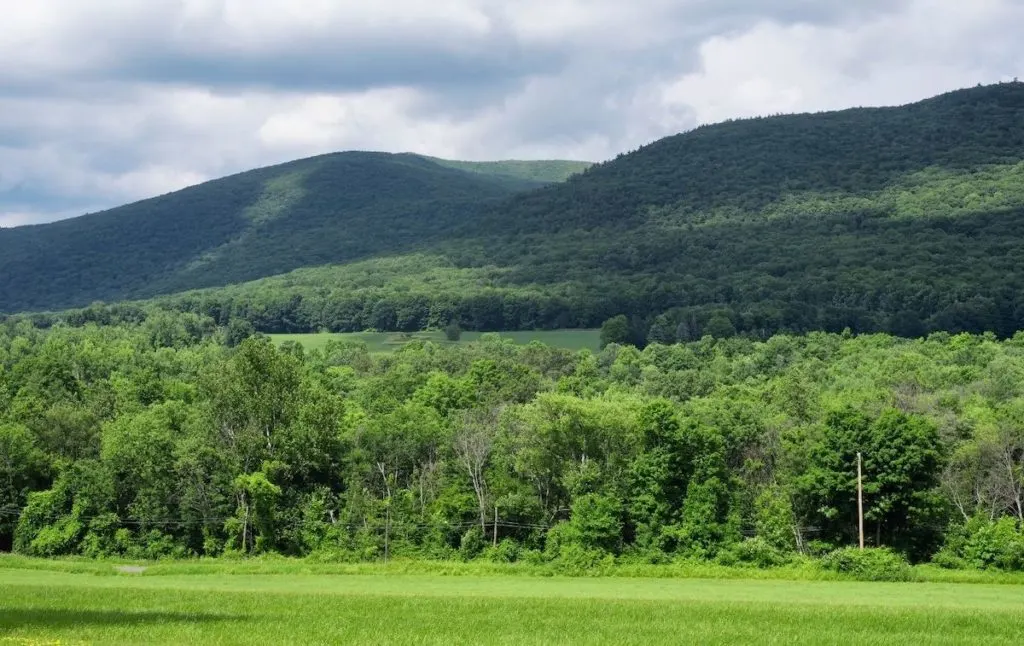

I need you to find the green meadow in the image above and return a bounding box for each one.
[2,560,1024,645]
[269,329,601,353]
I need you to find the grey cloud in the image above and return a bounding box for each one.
[0,1,911,100]
[97,33,566,94]
[1,0,1021,227]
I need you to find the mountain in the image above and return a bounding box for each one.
[6,83,1024,341]
[0,154,591,312]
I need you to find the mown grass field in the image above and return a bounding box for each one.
[2,561,1024,645]
[269,329,601,353]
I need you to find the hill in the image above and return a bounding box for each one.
[0,153,590,312]
[7,82,1024,341]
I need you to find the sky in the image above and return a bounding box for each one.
[1,0,1022,227]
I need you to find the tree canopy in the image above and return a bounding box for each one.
[2,313,1024,568]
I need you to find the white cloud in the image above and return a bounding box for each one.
[1,0,1022,225]
[663,0,1024,124]
[258,89,462,157]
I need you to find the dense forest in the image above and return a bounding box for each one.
[2,312,1023,572]
[7,83,1024,342]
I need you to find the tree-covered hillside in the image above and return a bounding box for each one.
[6,83,1024,341]
[0,153,586,312]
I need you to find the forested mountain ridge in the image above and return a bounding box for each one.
[0,154,591,312]
[7,83,1024,342]
[479,81,1024,235]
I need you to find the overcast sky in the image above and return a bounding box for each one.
[1,0,1022,227]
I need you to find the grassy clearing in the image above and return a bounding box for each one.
[269,329,601,353]
[2,559,1024,645]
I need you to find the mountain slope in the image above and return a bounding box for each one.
[8,83,1024,341]
[0,153,587,312]
[422,157,592,185]
[474,82,1024,237]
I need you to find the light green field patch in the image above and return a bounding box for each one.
[2,568,1023,645]
[270,329,601,353]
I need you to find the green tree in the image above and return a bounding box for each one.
[224,318,255,348]
[568,493,623,553]
[797,407,945,559]
[600,315,630,349]
[704,314,737,339]
[228,469,283,554]
[445,321,462,342]
[206,336,302,473]
[0,424,49,551]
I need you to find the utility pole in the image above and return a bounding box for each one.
[384,498,391,563]
[857,452,865,550]
[493,504,499,548]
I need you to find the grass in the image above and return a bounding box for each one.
[5,554,1024,584]
[269,329,601,353]
[2,558,1024,644]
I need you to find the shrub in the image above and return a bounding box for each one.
[80,513,121,558]
[485,539,521,563]
[732,537,794,568]
[568,493,623,553]
[444,321,462,342]
[553,544,615,575]
[963,517,1024,571]
[754,487,797,553]
[617,547,671,565]
[930,549,967,570]
[805,540,836,557]
[821,547,915,581]
[542,521,579,560]
[459,526,486,561]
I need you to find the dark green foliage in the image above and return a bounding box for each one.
[797,407,945,560]
[445,321,462,342]
[599,316,630,349]
[704,315,737,340]
[0,424,49,551]
[224,319,255,348]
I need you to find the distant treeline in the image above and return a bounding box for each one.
[16,266,1023,346]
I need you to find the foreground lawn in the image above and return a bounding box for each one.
[2,567,1024,645]
[269,329,601,353]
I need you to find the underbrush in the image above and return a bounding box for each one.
[5,551,1024,584]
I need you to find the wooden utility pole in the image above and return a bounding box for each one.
[493,504,499,548]
[384,499,391,563]
[857,452,865,550]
